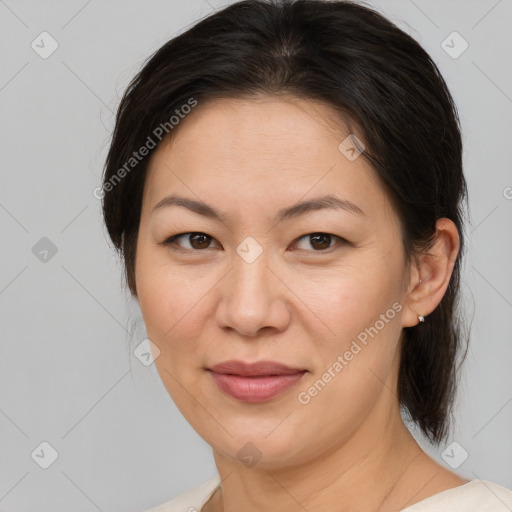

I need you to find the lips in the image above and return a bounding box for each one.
[208,359,306,376]
[207,360,307,402]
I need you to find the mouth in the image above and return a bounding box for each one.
[206,360,308,402]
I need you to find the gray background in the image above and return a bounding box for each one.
[1,0,511,510]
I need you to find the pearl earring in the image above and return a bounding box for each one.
[418,314,425,323]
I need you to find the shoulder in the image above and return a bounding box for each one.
[401,479,512,511]
[144,475,221,512]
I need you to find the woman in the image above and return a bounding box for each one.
[101,0,512,510]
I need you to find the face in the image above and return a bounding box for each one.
[135,96,412,469]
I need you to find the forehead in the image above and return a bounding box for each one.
[142,96,391,222]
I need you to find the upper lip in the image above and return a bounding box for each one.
[208,360,306,377]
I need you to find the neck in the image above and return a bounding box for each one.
[207,400,430,512]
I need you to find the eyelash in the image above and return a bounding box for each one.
[159,232,349,254]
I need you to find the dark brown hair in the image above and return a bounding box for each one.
[102,0,469,445]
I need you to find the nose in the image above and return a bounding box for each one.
[215,250,291,338]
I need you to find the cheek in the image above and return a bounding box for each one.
[135,251,216,410]
[135,246,219,361]
[289,251,404,382]
[292,259,400,336]
[292,275,403,441]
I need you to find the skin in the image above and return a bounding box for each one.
[135,96,467,512]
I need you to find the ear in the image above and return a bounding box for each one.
[402,218,460,328]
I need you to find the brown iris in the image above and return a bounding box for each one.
[188,232,212,249]
[308,233,332,250]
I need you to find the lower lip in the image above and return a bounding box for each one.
[208,371,307,402]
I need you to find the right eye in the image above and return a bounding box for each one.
[160,232,221,251]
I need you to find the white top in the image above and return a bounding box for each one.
[145,475,512,512]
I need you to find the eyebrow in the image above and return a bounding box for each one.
[151,193,365,223]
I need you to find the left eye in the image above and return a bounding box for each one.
[293,232,343,252]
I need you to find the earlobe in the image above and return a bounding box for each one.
[401,218,460,328]
[402,276,428,327]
